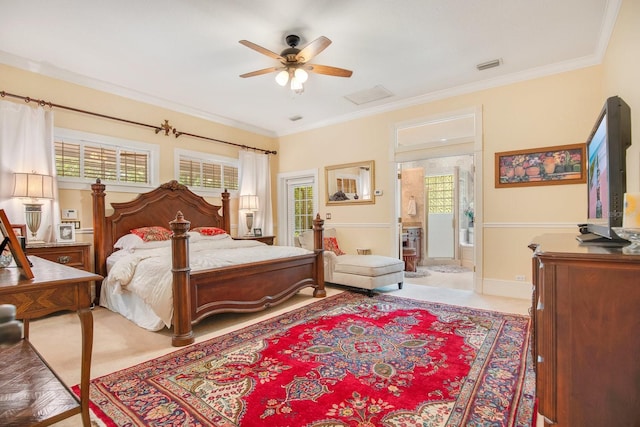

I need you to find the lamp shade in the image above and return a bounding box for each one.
[239,194,259,211]
[12,173,54,199]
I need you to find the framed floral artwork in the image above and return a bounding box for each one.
[495,143,586,188]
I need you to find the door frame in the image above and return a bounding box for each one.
[392,106,483,293]
[276,168,319,246]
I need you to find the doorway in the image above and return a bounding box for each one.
[276,169,318,247]
[393,106,482,292]
[399,155,475,290]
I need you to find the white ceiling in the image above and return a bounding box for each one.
[0,0,619,137]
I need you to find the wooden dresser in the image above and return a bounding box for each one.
[529,234,640,427]
[26,242,91,271]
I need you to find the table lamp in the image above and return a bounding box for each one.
[239,194,259,236]
[12,172,54,243]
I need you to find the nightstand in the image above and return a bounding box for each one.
[233,235,275,245]
[25,242,91,271]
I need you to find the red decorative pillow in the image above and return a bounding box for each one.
[192,226,227,236]
[323,236,345,255]
[130,226,172,242]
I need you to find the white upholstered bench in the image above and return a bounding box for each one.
[331,254,404,296]
[297,229,404,296]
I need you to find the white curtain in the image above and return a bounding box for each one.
[0,100,59,242]
[238,151,272,236]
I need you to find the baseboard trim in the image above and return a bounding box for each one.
[482,278,531,300]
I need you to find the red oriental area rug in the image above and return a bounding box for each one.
[79,292,535,426]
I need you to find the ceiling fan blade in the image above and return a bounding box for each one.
[239,67,280,78]
[307,64,353,78]
[239,40,283,61]
[296,36,331,62]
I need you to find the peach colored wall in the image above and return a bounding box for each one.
[280,66,605,288]
[401,168,424,226]
[602,0,640,193]
[0,63,277,237]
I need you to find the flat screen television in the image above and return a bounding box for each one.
[578,95,632,245]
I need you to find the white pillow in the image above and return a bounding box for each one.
[114,233,171,252]
[114,234,144,251]
[198,233,231,240]
[133,240,172,250]
[188,231,202,242]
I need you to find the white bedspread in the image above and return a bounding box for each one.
[103,238,312,329]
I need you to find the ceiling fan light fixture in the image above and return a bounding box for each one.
[294,68,308,83]
[275,70,289,86]
[240,34,351,96]
[290,76,304,92]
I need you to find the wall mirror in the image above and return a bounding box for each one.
[325,160,375,205]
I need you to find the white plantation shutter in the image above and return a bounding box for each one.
[54,129,155,186]
[177,153,238,191]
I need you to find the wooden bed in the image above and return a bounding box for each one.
[91,180,326,347]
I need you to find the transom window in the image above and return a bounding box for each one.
[175,149,239,192]
[54,128,159,191]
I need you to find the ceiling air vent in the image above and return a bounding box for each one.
[476,58,502,71]
[345,85,393,105]
[289,115,303,122]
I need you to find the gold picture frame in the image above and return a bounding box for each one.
[325,160,375,205]
[0,209,34,279]
[495,143,586,188]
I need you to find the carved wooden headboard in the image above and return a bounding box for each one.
[91,180,230,276]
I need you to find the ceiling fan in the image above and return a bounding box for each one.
[239,34,353,93]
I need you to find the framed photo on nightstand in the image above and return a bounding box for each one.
[253,228,262,237]
[56,223,76,243]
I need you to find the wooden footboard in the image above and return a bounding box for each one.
[169,212,325,346]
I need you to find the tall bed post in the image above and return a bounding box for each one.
[312,214,327,298]
[169,211,194,347]
[221,190,231,234]
[91,179,107,278]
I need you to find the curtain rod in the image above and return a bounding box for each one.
[0,90,277,155]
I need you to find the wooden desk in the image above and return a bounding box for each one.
[233,235,275,245]
[0,256,102,427]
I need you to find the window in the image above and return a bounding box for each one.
[292,185,315,237]
[425,174,454,213]
[175,149,239,193]
[55,128,159,191]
